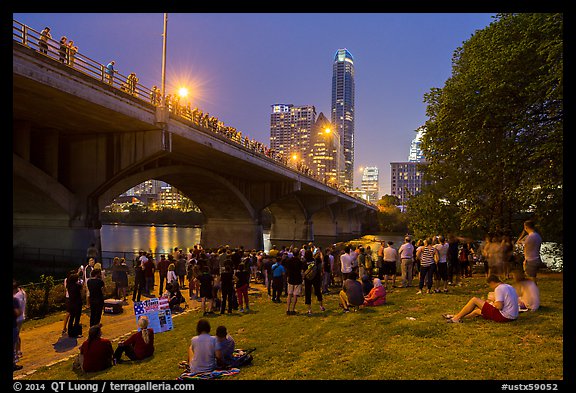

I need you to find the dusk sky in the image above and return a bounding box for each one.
[13,13,496,196]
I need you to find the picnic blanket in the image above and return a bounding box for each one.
[177,365,240,380]
[177,348,255,380]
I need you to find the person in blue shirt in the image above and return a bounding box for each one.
[270,257,286,303]
[105,60,117,84]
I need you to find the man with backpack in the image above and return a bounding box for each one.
[304,249,326,316]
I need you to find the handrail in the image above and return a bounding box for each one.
[12,19,374,207]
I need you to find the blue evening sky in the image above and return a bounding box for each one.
[12,13,496,196]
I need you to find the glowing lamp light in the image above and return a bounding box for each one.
[325,128,331,134]
[292,154,298,160]
[178,87,189,98]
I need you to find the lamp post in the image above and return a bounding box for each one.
[158,12,171,151]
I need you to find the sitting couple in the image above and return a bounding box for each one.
[185,319,254,375]
[339,272,386,312]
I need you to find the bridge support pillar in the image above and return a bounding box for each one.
[269,217,313,247]
[201,218,263,250]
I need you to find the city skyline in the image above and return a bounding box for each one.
[12,13,496,195]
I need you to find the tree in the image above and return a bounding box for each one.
[418,13,562,242]
[376,195,408,233]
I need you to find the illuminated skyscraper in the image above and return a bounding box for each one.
[331,48,355,189]
[409,126,425,162]
[270,104,316,163]
[308,112,343,185]
[361,166,379,202]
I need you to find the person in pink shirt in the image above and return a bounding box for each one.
[363,278,386,306]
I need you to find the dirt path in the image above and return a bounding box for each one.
[13,274,206,380]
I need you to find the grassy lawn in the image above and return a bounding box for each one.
[25,274,563,380]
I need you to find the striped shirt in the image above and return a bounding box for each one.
[420,246,436,267]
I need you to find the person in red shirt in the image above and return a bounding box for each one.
[79,324,113,372]
[114,316,155,363]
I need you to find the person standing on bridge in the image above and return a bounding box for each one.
[67,40,78,66]
[105,60,117,85]
[38,27,51,54]
[58,36,68,63]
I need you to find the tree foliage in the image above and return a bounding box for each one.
[412,13,562,242]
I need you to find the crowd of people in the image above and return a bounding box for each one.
[12,219,546,373]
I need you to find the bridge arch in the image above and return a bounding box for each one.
[97,165,263,249]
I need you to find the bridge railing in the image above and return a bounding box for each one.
[13,19,373,207]
[12,20,154,104]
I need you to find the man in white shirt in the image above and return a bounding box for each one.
[340,246,353,281]
[518,220,543,284]
[383,242,399,288]
[433,236,450,293]
[398,237,415,288]
[444,275,519,323]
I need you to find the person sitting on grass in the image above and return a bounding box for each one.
[443,274,519,323]
[114,315,154,363]
[166,282,186,313]
[215,325,253,369]
[79,324,114,373]
[339,271,364,313]
[363,278,386,307]
[187,319,217,374]
[511,269,540,312]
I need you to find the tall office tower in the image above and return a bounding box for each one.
[270,104,316,164]
[408,126,426,162]
[331,48,355,189]
[308,112,343,185]
[361,166,379,202]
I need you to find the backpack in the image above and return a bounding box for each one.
[304,262,318,281]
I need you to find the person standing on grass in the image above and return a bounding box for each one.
[447,234,461,285]
[157,254,170,297]
[443,275,519,323]
[87,269,105,327]
[321,248,332,294]
[117,258,129,302]
[383,241,399,289]
[517,220,544,285]
[66,273,84,338]
[13,281,26,364]
[133,261,145,303]
[271,257,286,303]
[376,241,385,280]
[143,255,156,296]
[235,263,250,313]
[220,263,235,314]
[285,255,305,315]
[399,236,415,288]
[198,266,215,316]
[304,250,325,316]
[433,235,450,293]
[416,238,438,294]
[340,246,353,281]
